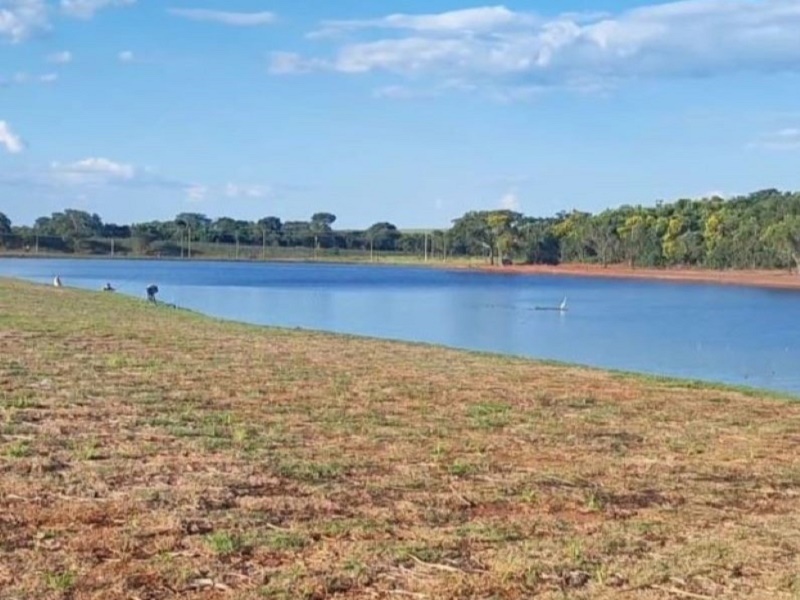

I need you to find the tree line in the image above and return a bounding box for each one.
[2,188,800,269]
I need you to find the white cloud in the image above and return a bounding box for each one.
[372,85,440,100]
[1,71,61,87]
[60,0,135,19]
[499,190,521,211]
[51,157,136,184]
[268,52,326,75]
[0,0,49,42]
[313,6,534,37]
[1,159,188,193]
[47,50,72,64]
[751,127,800,151]
[169,8,275,26]
[181,183,272,202]
[275,0,800,95]
[118,50,134,62]
[225,183,269,199]
[185,184,208,202]
[0,121,24,154]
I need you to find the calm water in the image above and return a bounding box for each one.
[2,258,800,395]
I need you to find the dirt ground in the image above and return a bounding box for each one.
[476,263,800,291]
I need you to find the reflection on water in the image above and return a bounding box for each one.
[2,258,800,395]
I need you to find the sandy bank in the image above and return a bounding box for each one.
[474,263,800,291]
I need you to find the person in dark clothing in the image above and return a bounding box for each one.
[146,284,159,303]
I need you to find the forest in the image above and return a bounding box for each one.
[2,188,800,270]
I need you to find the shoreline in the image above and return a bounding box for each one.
[3,252,800,291]
[474,263,800,291]
[1,275,791,398]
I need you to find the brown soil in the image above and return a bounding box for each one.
[475,263,800,290]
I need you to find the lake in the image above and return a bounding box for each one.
[2,257,799,395]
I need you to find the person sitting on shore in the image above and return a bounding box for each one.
[146,284,159,303]
[103,282,115,292]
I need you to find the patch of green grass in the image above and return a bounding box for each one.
[456,522,525,543]
[392,543,449,565]
[260,531,308,551]
[1,393,37,409]
[467,401,512,429]
[584,489,607,512]
[106,354,130,368]
[276,459,343,482]
[44,569,76,592]
[73,437,102,461]
[447,459,480,478]
[205,531,249,556]
[5,440,32,458]
[202,411,235,438]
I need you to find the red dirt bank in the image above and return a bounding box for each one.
[476,263,800,291]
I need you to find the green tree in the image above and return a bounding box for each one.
[310,212,337,250]
[450,212,494,262]
[0,211,11,249]
[519,219,560,264]
[486,210,523,264]
[617,212,658,267]
[585,211,620,266]
[552,211,592,263]
[450,210,522,265]
[366,222,401,252]
[763,215,800,272]
[662,215,687,265]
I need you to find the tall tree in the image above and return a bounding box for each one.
[310,212,337,250]
[585,211,620,266]
[366,222,401,252]
[486,210,523,264]
[763,215,800,272]
[0,212,11,249]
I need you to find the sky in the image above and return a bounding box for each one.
[2,0,800,229]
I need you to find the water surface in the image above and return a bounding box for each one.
[2,258,799,395]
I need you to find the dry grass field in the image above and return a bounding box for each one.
[2,278,800,599]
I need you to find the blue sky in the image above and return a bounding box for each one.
[2,0,800,228]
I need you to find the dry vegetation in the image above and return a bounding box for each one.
[2,279,800,599]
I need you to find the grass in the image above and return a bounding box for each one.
[2,278,800,598]
[0,244,484,269]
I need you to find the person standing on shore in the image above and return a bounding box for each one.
[146,284,159,303]
[53,276,62,288]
